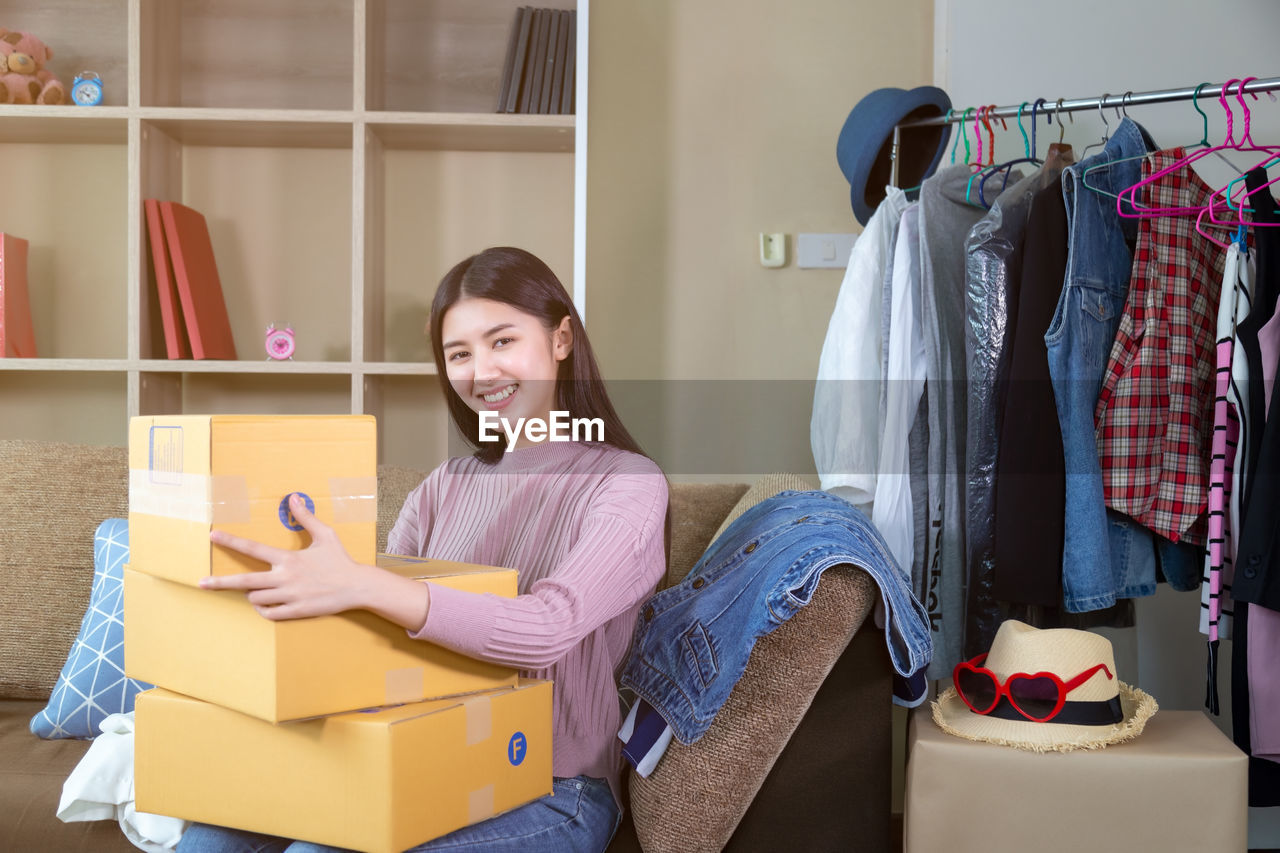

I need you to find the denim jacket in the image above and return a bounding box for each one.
[619,490,932,745]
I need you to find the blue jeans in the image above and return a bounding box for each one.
[1107,512,1202,595]
[1048,117,1166,611]
[176,775,620,853]
[621,490,931,742]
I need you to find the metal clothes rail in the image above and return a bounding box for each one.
[889,76,1280,186]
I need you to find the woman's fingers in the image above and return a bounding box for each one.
[208,491,332,566]
[252,602,305,621]
[209,528,287,566]
[199,569,278,591]
[200,500,359,617]
[286,493,335,542]
[245,586,290,607]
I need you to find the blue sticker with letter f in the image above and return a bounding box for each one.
[508,731,527,766]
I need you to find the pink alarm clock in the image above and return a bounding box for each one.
[265,324,295,360]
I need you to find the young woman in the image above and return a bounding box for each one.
[178,247,669,853]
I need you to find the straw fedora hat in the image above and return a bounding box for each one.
[932,620,1157,752]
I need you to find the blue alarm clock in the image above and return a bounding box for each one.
[71,72,103,107]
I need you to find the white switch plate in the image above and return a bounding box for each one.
[796,233,857,269]
[758,232,787,268]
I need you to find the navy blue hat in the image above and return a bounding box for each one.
[837,86,952,226]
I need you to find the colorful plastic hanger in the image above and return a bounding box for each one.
[975,101,1046,207]
[951,107,975,166]
[1117,78,1280,219]
[1201,78,1280,225]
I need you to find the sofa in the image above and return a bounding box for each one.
[0,439,892,853]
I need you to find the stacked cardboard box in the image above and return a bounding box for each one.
[124,415,552,853]
[904,710,1247,852]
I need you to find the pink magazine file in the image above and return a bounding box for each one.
[0,233,36,357]
[144,199,191,359]
[158,201,237,360]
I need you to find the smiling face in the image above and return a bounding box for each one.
[440,297,572,447]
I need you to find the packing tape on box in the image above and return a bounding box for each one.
[212,475,253,523]
[129,470,376,525]
[129,470,250,524]
[384,668,423,706]
[465,695,493,746]
[328,477,377,523]
[468,785,496,824]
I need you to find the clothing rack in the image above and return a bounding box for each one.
[889,76,1280,187]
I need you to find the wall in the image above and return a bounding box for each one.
[937,0,1280,844]
[586,0,934,481]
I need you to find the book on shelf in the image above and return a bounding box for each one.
[497,6,530,113]
[144,199,192,359]
[539,9,562,114]
[0,232,36,358]
[158,201,238,360]
[561,10,576,115]
[522,9,550,115]
[497,7,577,116]
[548,10,570,114]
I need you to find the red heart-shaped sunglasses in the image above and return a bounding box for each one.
[953,653,1114,723]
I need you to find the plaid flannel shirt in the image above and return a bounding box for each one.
[1094,149,1226,546]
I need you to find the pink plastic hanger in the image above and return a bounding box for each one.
[1211,152,1280,233]
[965,106,1010,206]
[1193,204,1245,250]
[1116,79,1260,218]
[1201,78,1280,227]
[972,105,986,168]
[1193,78,1280,246]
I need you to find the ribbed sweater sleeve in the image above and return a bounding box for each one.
[417,509,661,668]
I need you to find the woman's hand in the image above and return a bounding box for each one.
[201,493,376,620]
[204,493,431,630]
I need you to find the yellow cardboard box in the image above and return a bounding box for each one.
[135,680,553,853]
[124,554,519,722]
[128,414,377,586]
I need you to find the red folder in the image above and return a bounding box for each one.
[159,201,237,360]
[144,200,191,359]
[0,233,36,357]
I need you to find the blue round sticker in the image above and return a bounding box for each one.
[508,731,527,766]
[278,492,314,531]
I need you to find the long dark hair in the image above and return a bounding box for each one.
[429,246,648,465]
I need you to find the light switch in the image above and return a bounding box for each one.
[797,233,857,268]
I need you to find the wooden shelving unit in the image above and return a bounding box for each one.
[0,0,586,466]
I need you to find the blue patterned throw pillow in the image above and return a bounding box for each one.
[30,518,154,739]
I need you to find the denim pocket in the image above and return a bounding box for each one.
[682,621,719,688]
[1078,283,1117,324]
[545,777,586,819]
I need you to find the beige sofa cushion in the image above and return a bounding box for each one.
[628,474,877,853]
[665,482,749,587]
[376,465,431,552]
[0,441,129,700]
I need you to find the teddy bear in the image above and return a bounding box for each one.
[0,28,65,105]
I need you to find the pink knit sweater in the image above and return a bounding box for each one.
[387,440,668,803]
